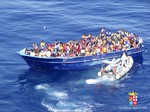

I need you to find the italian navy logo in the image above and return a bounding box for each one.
[128,92,138,106]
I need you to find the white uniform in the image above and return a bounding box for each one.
[121,53,128,67]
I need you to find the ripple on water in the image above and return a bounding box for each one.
[41,99,104,112]
[35,84,49,90]
[35,84,68,100]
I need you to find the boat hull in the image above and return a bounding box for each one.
[18,47,143,70]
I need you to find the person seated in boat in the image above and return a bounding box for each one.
[32,42,38,49]
[35,50,39,56]
[100,64,117,76]
[81,48,86,56]
[25,48,37,56]
[39,49,47,57]
[82,34,88,39]
[25,49,31,55]
[106,30,112,37]
[132,41,137,48]
[102,45,107,53]
[30,49,35,56]
[70,51,76,57]
[85,49,90,56]
[45,49,51,57]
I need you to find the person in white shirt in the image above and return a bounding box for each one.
[121,52,128,67]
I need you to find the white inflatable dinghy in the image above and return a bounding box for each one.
[98,56,133,80]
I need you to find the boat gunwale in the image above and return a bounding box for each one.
[17,47,144,60]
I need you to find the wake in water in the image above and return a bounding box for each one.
[85,74,127,89]
[35,83,105,112]
[41,99,104,112]
[86,76,118,84]
[35,84,49,90]
[85,68,133,86]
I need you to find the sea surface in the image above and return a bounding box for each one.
[0,0,150,112]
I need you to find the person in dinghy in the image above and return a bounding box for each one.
[99,60,119,76]
[121,52,128,67]
[98,52,131,80]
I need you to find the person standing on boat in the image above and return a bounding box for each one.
[137,36,143,47]
[40,40,45,49]
[121,52,128,67]
[99,27,106,39]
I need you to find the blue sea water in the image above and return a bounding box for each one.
[0,0,150,112]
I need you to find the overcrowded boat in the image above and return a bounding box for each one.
[17,28,144,70]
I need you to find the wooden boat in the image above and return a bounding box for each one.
[17,47,142,70]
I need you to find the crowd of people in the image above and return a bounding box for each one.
[24,28,143,58]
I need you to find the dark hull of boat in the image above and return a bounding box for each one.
[18,47,144,70]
